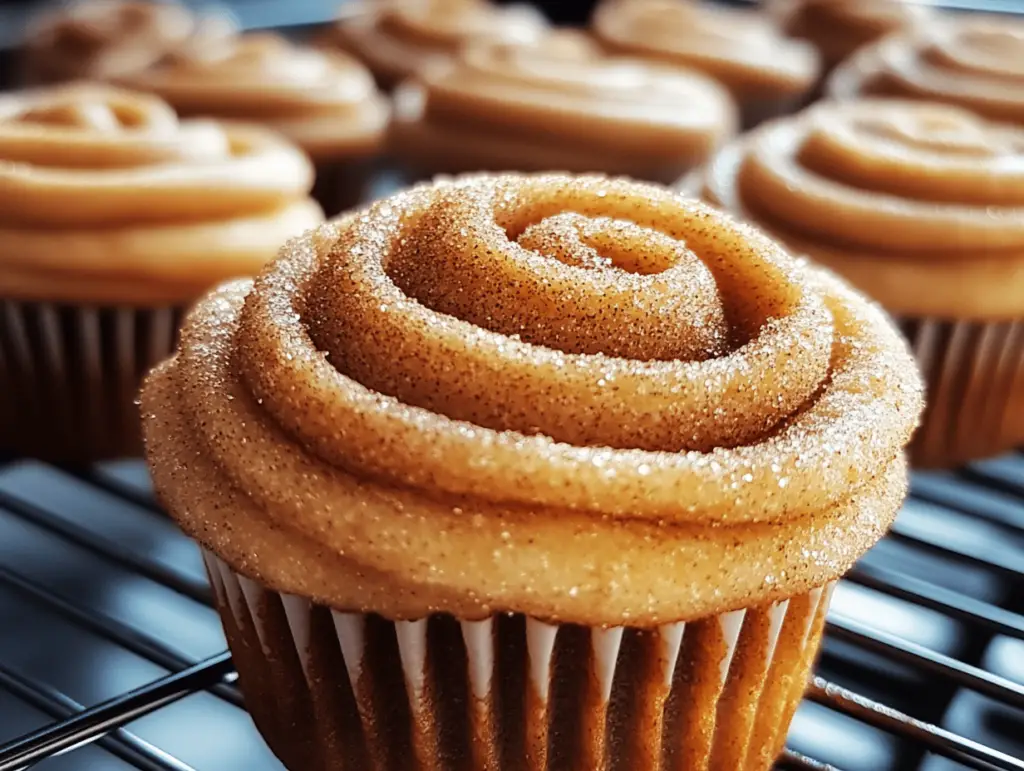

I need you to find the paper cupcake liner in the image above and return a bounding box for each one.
[204,551,834,771]
[0,299,182,462]
[901,317,1024,468]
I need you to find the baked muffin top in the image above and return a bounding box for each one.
[0,83,323,305]
[699,98,1024,319]
[143,173,922,626]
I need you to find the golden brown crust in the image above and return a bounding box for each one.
[592,0,818,106]
[321,0,548,88]
[143,174,922,627]
[699,99,1024,319]
[388,32,737,182]
[20,0,236,85]
[0,83,323,304]
[772,0,929,71]
[829,15,1024,125]
[119,33,390,161]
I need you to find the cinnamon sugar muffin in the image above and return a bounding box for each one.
[319,0,548,89]
[592,0,819,127]
[0,83,323,462]
[698,98,1024,467]
[142,173,922,770]
[19,0,236,86]
[772,0,930,74]
[118,32,390,215]
[829,15,1024,125]
[389,32,736,182]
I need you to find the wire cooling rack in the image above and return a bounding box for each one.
[0,454,1020,771]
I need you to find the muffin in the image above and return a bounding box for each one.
[771,0,930,74]
[0,83,323,462]
[591,0,819,127]
[698,98,1024,467]
[118,32,390,215]
[389,32,737,183]
[142,173,922,770]
[19,0,236,86]
[319,0,548,89]
[829,15,1024,125]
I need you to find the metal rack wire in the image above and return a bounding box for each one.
[0,454,1019,771]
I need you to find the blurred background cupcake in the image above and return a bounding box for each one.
[19,0,237,86]
[697,98,1024,467]
[117,32,390,215]
[0,82,322,462]
[389,30,737,183]
[318,0,549,89]
[829,13,1024,125]
[591,0,819,127]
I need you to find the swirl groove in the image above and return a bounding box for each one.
[701,99,1024,317]
[0,83,322,304]
[143,173,922,626]
[120,33,389,160]
[389,33,736,181]
[829,16,1024,126]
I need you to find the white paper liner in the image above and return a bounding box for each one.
[901,317,1024,467]
[205,551,835,771]
[0,299,180,461]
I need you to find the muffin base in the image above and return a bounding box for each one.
[0,299,181,463]
[205,552,833,771]
[901,317,1024,468]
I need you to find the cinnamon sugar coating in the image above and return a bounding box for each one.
[0,83,323,304]
[388,33,736,182]
[829,16,1024,125]
[320,0,548,88]
[20,0,236,85]
[119,32,389,162]
[142,174,922,627]
[699,99,1024,318]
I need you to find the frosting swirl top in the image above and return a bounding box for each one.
[322,0,548,87]
[700,99,1024,318]
[0,83,323,304]
[773,0,930,70]
[120,33,389,160]
[143,173,922,626]
[389,32,736,181]
[829,16,1024,126]
[20,0,237,85]
[592,0,818,103]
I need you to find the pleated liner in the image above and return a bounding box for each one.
[901,317,1024,468]
[205,552,834,771]
[0,299,182,462]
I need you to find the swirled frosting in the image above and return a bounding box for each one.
[389,33,737,182]
[321,0,548,88]
[0,83,323,305]
[20,0,237,85]
[119,33,389,161]
[773,0,929,70]
[142,173,922,626]
[592,0,818,108]
[829,16,1024,126]
[700,99,1024,318]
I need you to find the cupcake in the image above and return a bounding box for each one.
[319,0,548,89]
[142,173,922,770]
[828,15,1024,125]
[19,0,236,86]
[0,83,323,462]
[591,0,819,127]
[771,0,930,74]
[698,98,1024,467]
[388,33,737,183]
[118,32,390,215]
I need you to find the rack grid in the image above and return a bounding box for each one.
[0,453,1020,771]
